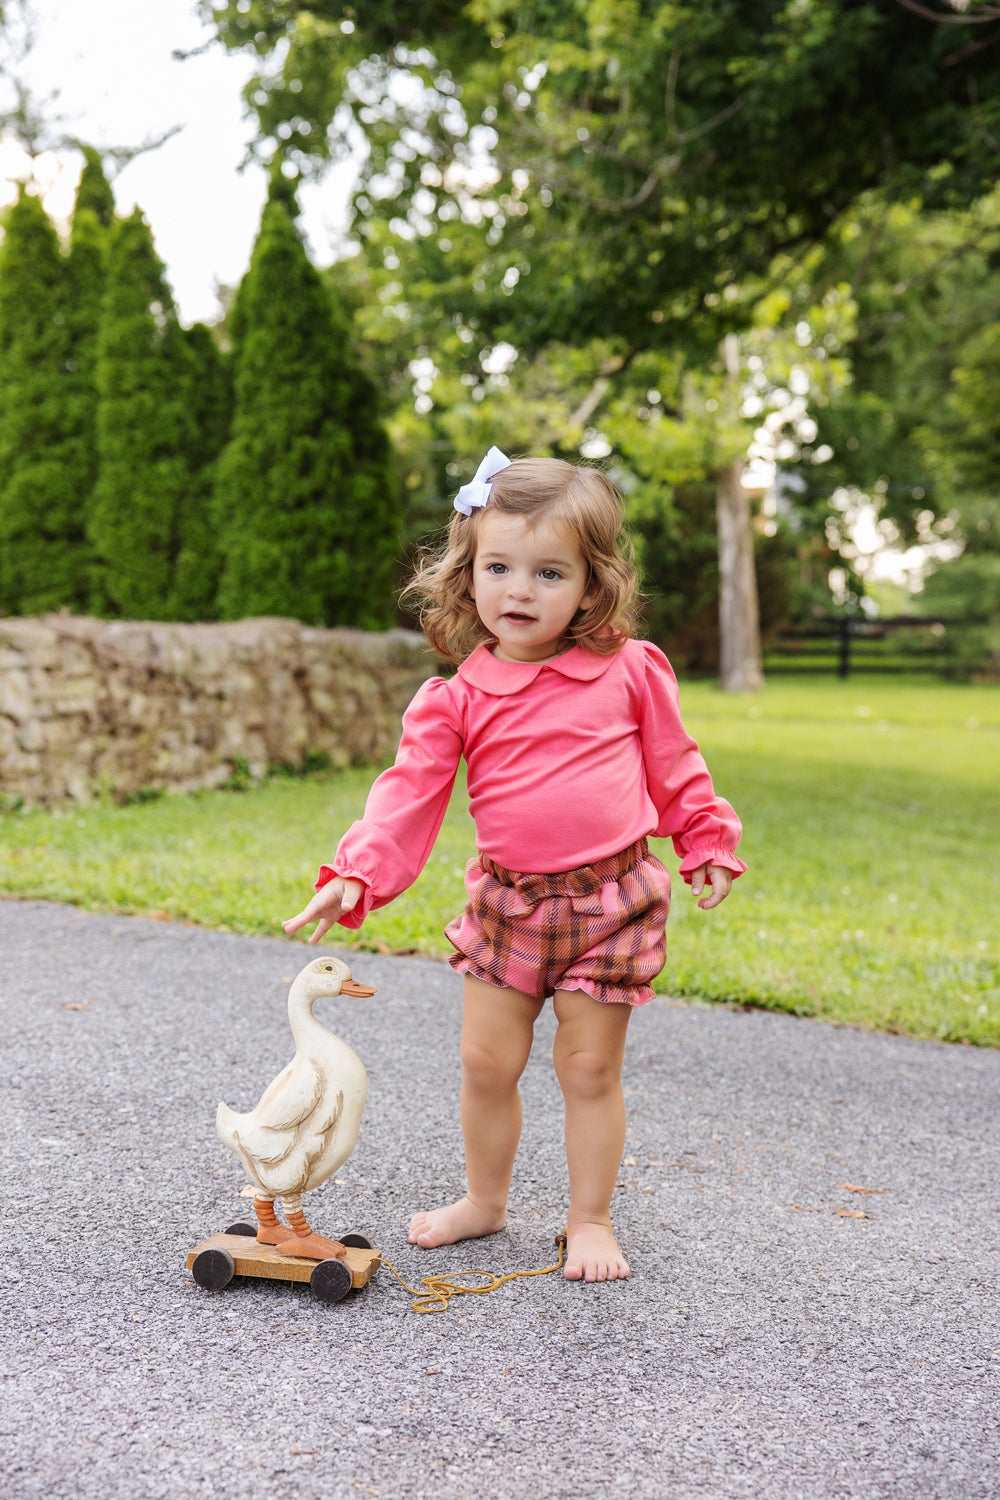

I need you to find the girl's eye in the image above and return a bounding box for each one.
[540,569,561,581]
[487,563,507,575]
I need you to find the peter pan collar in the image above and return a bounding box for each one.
[458,641,617,696]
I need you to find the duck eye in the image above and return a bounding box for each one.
[321,963,334,971]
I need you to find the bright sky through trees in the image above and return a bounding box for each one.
[0,0,355,323]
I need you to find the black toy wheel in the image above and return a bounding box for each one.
[341,1233,373,1250]
[311,1257,353,1303]
[224,1221,257,1237]
[192,1247,235,1291]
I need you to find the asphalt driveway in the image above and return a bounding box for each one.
[2,898,998,1499]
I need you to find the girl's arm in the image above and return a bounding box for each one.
[296,676,465,933]
[638,644,747,886]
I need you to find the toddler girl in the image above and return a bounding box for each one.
[283,449,745,1283]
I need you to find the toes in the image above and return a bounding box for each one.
[565,1255,630,1282]
[408,1212,447,1248]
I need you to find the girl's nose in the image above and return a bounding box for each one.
[506,573,533,600]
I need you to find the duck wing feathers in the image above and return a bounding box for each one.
[229,1056,345,1171]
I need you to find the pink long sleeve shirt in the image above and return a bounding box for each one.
[322,638,746,929]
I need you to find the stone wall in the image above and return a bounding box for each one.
[0,615,436,807]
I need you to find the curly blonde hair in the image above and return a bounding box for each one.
[402,457,640,665]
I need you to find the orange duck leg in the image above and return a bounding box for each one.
[253,1196,292,1246]
[275,1203,348,1261]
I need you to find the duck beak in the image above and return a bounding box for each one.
[339,979,377,998]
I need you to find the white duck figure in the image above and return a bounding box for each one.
[216,956,377,1261]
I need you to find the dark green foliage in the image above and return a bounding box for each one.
[917,324,1000,677]
[220,756,254,792]
[0,188,90,614]
[917,553,1000,682]
[66,153,112,406]
[923,503,1000,624]
[812,206,1000,675]
[88,209,199,619]
[204,0,1000,670]
[629,465,828,672]
[73,146,115,228]
[938,320,1000,497]
[207,1,1000,354]
[171,322,232,619]
[61,150,114,601]
[214,180,398,627]
[119,784,167,807]
[631,481,719,673]
[802,200,1000,536]
[0,145,395,630]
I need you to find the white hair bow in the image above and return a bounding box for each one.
[452,445,511,516]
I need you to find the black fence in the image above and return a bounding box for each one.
[763,615,966,678]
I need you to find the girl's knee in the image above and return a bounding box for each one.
[552,989,630,1099]
[461,1034,528,1092]
[554,1042,622,1100]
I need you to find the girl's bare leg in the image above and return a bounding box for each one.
[409,975,543,1248]
[552,988,633,1282]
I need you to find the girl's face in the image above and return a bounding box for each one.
[469,509,595,663]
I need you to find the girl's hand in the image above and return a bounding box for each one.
[689,863,733,911]
[282,877,365,944]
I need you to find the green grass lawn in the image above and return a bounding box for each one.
[1,674,997,1045]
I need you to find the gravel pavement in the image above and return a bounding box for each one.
[2,898,998,1500]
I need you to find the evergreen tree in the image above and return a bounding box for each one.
[88,208,198,619]
[63,148,115,607]
[172,321,232,619]
[67,151,114,395]
[214,177,398,627]
[0,187,89,614]
[73,146,115,228]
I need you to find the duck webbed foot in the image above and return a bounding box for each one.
[253,1196,293,1246]
[275,1208,348,1262]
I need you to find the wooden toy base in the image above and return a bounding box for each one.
[187,1231,381,1303]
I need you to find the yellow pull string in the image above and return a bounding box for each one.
[374,1232,566,1313]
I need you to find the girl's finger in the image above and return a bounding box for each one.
[308,916,334,944]
[283,903,320,932]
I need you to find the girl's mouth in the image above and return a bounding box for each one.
[502,612,536,625]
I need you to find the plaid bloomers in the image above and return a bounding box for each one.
[444,837,672,1006]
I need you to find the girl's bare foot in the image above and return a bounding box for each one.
[408,1195,506,1249]
[563,1220,629,1282]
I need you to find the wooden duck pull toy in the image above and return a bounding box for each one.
[187,957,382,1302]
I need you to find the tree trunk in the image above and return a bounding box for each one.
[716,458,764,692]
